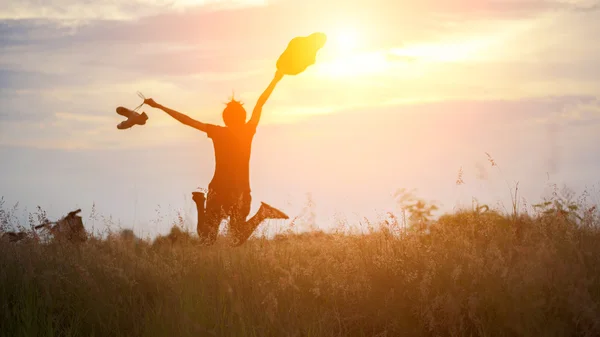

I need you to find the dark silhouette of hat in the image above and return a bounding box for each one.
[277,32,327,75]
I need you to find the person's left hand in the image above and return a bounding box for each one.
[144,98,159,108]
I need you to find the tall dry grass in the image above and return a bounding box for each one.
[2,190,600,337]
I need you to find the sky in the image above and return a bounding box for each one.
[1,0,600,238]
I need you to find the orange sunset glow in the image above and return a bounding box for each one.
[2,0,599,229]
[2,0,600,335]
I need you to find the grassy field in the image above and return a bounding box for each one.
[2,191,600,337]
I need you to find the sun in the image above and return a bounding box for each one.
[314,26,390,77]
[330,28,360,54]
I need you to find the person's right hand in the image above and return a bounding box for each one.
[144,98,159,108]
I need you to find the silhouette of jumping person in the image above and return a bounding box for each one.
[143,71,288,246]
[140,32,327,245]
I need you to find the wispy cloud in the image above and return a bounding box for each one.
[1,0,600,151]
[54,111,114,123]
[0,0,269,21]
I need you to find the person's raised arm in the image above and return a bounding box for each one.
[248,71,284,126]
[144,98,208,132]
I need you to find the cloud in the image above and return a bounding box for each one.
[0,69,93,90]
[54,111,114,123]
[385,53,418,63]
[0,0,268,21]
[1,0,599,152]
[556,97,600,127]
[0,0,578,50]
[1,94,596,150]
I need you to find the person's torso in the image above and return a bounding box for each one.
[208,124,256,193]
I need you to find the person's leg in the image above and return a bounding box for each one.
[228,193,253,246]
[193,190,222,245]
[230,194,289,246]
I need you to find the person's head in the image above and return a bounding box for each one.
[222,97,247,127]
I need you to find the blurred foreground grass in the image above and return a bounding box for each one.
[2,194,600,337]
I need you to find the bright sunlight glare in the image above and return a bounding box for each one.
[389,38,494,63]
[315,26,391,78]
[329,28,360,54]
[317,51,390,77]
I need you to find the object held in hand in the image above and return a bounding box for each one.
[277,32,327,75]
[116,106,148,130]
[116,91,148,130]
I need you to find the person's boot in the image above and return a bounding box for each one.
[116,107,149,130]
[231,202,289,247]
[192,191,205,206]
[258,202,289,220]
